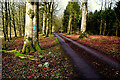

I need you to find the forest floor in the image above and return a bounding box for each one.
[59,33,120,79]
[2,34,81,79]
[2,33,120,79]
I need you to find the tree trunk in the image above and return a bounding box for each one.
[103,0,107,36]
[46,3,49,37]
[49,2,53,34]
[99,0,103,35]
[103,21,106,36]
[67,2,72,35]
[22,1,35,54]
[67,14,72,34]
[46,2,52,37]
[50,1,54,34]
[80,0,87,33]
[22,1,41,54]
[1,2,6,41]
[33,2,41,50]
[5,1,9,41]
[19,3,22,36]
[46,18,49,37]
[50,11,53,34]
[116,23,118,36]
[42,2,47,35]
[23,5,26,36]
[8,1,12,40]
[12,2,17,37]
[99,19,103,35]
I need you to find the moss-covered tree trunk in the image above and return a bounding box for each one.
[33,2,41,51]
[22,1,35,54]
[22,1,41,54]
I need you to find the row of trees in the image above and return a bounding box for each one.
[41,1,58,37]
[62,0,120,36]
[87,1,120,36]
[0,0,58,42]
[22,0,60,53]
[1,0,59,53]
[0,0,26,42]
[62,1,81,34]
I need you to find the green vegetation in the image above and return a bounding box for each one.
[79,32,89,39]
[108,50,120,54]
[62,2,81,33]
[87,1,120,36]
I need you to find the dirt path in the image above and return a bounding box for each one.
[57,33,120,71]
[54,33,102,80]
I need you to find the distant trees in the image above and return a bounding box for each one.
[62,0,120,36]
[62,2,81,34]
[40,1,58,37]
[87,1,120,36]
[1,0,26,42]
[114,1,120,36]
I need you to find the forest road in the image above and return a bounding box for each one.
[54,32,102,80]
[57,33,120,71]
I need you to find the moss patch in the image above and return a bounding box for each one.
[79,32,89,39]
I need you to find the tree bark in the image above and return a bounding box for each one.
[103,21,106,36]
[23,5,26,36]
[19,3,22,36]
[22,1,35,54]
[42,2,47,35]
[22,1,41,54]
[33,2,39,43]
[67,2,72,35]
[46,2,52,37]
[103,0,107,36]
[46,3,50,37]
[1,2,6,41]
[11,2,17,37]
[99,0,103,35]
[80,0,87,33]
[5,1,9,41]
[50,1,54,34]
[67,14,72,34]
[116,23,118,36]
[8,1,12,40]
